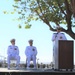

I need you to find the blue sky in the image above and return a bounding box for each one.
[0,0,75,64]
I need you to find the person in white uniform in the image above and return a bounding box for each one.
[7,39,20,70]
[25,39,37,69]
[52,26,67,70]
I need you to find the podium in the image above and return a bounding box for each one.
[54,40,74,69]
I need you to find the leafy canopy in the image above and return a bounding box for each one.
[3,0,75,39]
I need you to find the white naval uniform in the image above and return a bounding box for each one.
[7,45,20,68]
[25,46,37,68]
[52,32,67,69]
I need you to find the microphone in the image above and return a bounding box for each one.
[55,33,58,38]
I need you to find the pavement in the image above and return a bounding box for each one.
[0,67,45,72]
[0,67,75,73]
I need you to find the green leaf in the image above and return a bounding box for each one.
[18,24,22,28]
[25,24,31,29]
[3,11,8,14]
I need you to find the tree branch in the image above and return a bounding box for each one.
[64,0,71,14]
[70,0,75,17]
[35,10,51,28]
[36,0,51,27]
[57,1,66,16]
[64,0,72,31]
[66,30,75,39]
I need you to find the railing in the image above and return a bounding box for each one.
[0,55,6,67]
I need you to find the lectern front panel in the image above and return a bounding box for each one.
[58,40,74,69]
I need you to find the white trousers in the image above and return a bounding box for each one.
[53,41,58,69]
[7,55,20,67]
[26,55,36,67]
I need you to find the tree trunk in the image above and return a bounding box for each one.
[71,0,75,17]
[65,30,75,39]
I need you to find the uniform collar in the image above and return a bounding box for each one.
[54,32,61,34]
[11,45,15,46]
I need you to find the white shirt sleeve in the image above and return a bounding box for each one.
[16,46,19,55]
[33,47,37,56]
[52,33,56,41]
[62,33,67,40]
[7,46,12,56]
[25,46,28,56]
[7,46,10,55]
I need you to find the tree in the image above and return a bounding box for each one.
[4,0,75,39]
[71,0,75,17]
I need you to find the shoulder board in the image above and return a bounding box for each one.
[9,45,12,47]
[61,33,64,34]
[53,33,57,34]
[26,46,29,47]
[15,46,18,47]
[33,46,36,48]
[26,46,29,48]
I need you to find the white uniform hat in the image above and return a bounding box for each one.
[10,39,15,42]
[28,39,33,42]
